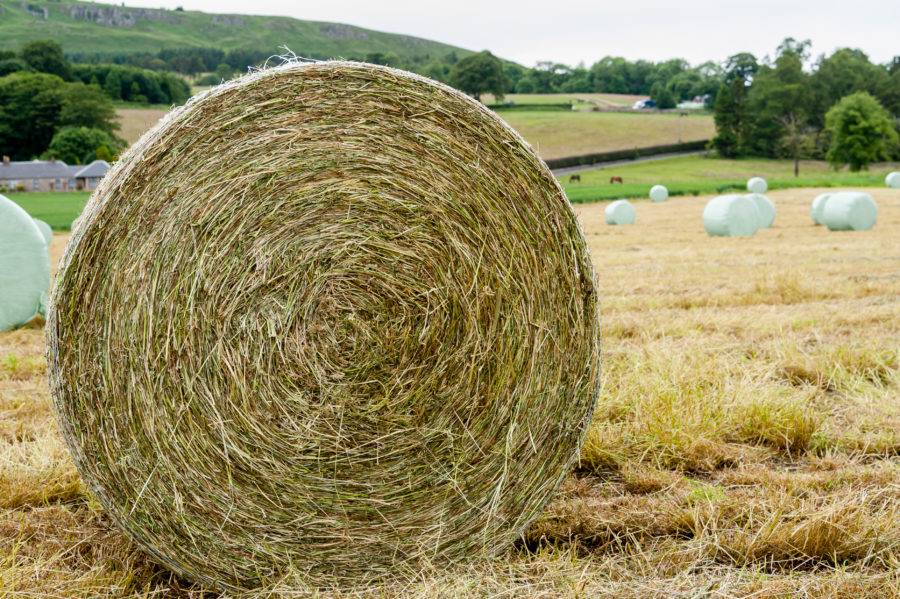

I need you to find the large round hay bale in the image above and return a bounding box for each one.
[33,219,53,245]
[47,62,601,591]
[886,171,900,189]
[702,194,760,237]
[821,191,877,231]
[605,199,636,225]
[811,193,831,225]
[0,194,50,331]
[746,193,775,228]
[747,177,767,194]
[649,184,668,202]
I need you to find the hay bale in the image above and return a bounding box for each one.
[649,184,668,202]
[821,191,877,231]
[0,194,50,331]
[886,171,900,189]
[746,193,775,228]
[747,177,767,194]
[605,199,636,225]
[702,194,760,237]
[47,61,601,591]
[33,219,53,245]
[811,193,831,225]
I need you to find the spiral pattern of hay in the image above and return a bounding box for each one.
[48,61,601,591]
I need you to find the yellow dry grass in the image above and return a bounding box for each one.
[2,187,899,597]
[115,108,169,145]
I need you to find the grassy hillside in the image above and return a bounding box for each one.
[0,0,472,59]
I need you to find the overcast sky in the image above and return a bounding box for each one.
[101,0,900,67]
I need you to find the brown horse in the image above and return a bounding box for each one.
[610,176,623,184]
[568,174,581,183]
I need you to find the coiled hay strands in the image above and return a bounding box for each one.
[47,61,602,592]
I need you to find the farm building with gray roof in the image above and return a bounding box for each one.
[0,156,110,192]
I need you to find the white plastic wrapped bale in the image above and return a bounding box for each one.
[605,199,636,225]
[0,194,51,331]
[34,219,53,245]
[746,193,775,228]
[886,172,900,189]
[821,191,877,231]
[703,194,760,237]
[747,177,767,194]
[811,193,831,225]
[649,185,668,203]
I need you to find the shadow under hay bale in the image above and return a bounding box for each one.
[47,61,602,592]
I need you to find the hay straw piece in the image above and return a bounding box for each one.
[47,61,601,592]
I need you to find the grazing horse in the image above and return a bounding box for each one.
[610,176,623,184]
[568,174,581,183]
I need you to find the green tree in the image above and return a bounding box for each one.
[95,145,114,162]
[19,39,71,80]
[0,58,29,77]
[449,51,510,102]
[747,41,811,156]
[650,82,676,109]
[42,126,122,164]
[59,82,120,135]
[0,73,66,160]
[103,70,123,100]
[514,77,536,94]
[825,91,899,171]
[214,63,233,81]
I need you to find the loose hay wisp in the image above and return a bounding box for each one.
[47,61,601,591]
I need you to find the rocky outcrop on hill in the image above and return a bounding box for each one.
[67,5,180,26]
[20,3,49,19]
[212,14,244,26]
[320,23,368,40]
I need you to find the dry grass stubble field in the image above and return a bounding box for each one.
[2,188,899,597]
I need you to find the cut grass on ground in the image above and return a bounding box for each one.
[2,187,899,596]
[563,154,900,203]
[6,192,90,230]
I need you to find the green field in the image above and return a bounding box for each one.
[7,192,90,230]
[0,0,471,59]
[562,155,900,203]
[499,110,715,159]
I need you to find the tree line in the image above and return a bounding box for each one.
[0,40,192,163]
[712,39,900,170]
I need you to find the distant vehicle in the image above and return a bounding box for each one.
[632,99,656,110]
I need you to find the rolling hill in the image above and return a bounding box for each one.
[0,0,472,60]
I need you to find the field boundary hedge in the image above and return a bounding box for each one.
[546,140,709,170]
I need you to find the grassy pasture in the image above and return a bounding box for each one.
[6,192,90,230]
[563,154,900,203]
[2,187,899,596]
[500,110,715,160]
